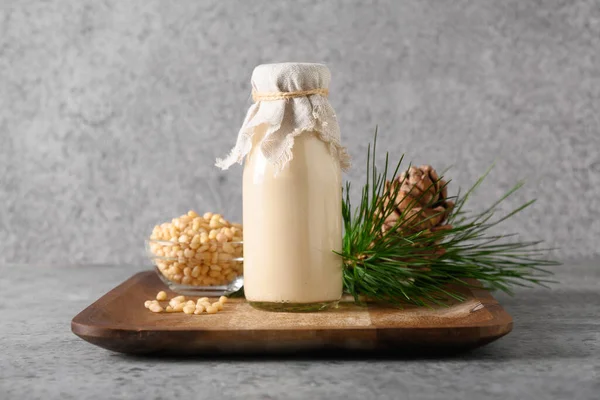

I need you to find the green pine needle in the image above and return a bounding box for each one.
[338,128,559,306]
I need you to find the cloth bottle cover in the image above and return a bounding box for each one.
[216,62,351,173]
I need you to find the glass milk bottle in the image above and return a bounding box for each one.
[217,63,351,311]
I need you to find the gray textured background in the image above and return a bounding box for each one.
[1,0,599,265]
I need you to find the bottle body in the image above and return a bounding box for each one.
[243,127,343,311]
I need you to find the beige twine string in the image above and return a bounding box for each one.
[252,88,329,102]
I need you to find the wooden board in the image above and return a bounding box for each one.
[71,271,512,355]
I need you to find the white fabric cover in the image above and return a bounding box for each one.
[216,63,351,172]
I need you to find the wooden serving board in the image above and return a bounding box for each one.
[71,271,512,355]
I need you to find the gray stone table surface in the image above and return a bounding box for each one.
[1,261,598,400]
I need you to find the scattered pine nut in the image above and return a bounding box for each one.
[200,302,211,309]
[206,305,218,314]
[149,304,163,313]
[156,291,167,301]
[183,305,195,314]
[144,295,227,315]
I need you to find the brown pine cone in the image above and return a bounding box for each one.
[382,165,454,235]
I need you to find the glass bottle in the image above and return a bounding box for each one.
[217,63,350,311]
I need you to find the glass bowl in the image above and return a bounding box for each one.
[146,239,243,296]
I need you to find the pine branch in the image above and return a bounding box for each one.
[338,128,560,306]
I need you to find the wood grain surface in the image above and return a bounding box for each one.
[71,271,512,354]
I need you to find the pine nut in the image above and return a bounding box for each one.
[149,304,163,313]
[222,243,234,254]
[156,291,167,301]
[200,302,211,309]
[183,248,195,258]
[218,253,232,262]
[206,306,218,314]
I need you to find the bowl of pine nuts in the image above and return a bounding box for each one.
[146,210,243,296]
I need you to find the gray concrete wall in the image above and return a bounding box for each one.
[1,0,598,265]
